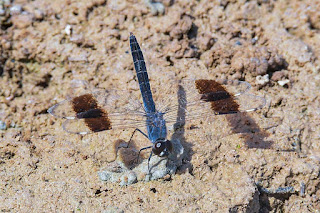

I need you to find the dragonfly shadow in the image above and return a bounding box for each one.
[225,108,274,149]
[112,139,141,168]
[192,79,274,149]
[171,85,194,173]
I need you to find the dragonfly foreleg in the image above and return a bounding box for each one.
[147,151,153,173]
[135,145,152,166]
[126,128,149,148]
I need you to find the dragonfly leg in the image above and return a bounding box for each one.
[135,145,152,165]
[127,128,148,148]
[147,151,153,173]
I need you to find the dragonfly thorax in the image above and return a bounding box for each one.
[146,111,167,143]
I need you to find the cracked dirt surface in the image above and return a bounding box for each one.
[0,0,320,212]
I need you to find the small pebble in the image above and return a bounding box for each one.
[300,182,305,197]
[10,4,22,15]
[65,25,72,35]
[0,120,7,130]
[235,41,242,46]
[256,74,269,85]
[145,0,165,15]
[70,34,84,45]
[278,79,290,87]
[34,9,44,20]
[9,121,16,128]
[251,36,258,44]
[0,9,5,16]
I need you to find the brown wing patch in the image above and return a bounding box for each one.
[71,94,112,132]
[195,80,240,114]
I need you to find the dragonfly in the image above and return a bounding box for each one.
[48,33,266,169]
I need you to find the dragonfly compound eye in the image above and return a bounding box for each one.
[152,141,165,156]
[152,140,172,157]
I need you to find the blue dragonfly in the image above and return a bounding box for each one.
[48,33,266,169]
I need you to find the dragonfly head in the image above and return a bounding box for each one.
[152,139,173,157]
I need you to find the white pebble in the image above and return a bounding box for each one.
[64,25,72,35]
[0,9,5,16]
[278,79,290,87]
[256,74,269,85]
[10,4,22,15]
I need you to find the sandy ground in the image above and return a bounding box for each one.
[1,0,320,212]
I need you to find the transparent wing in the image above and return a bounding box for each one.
[152,79,266,125]
[48,80,147,134]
